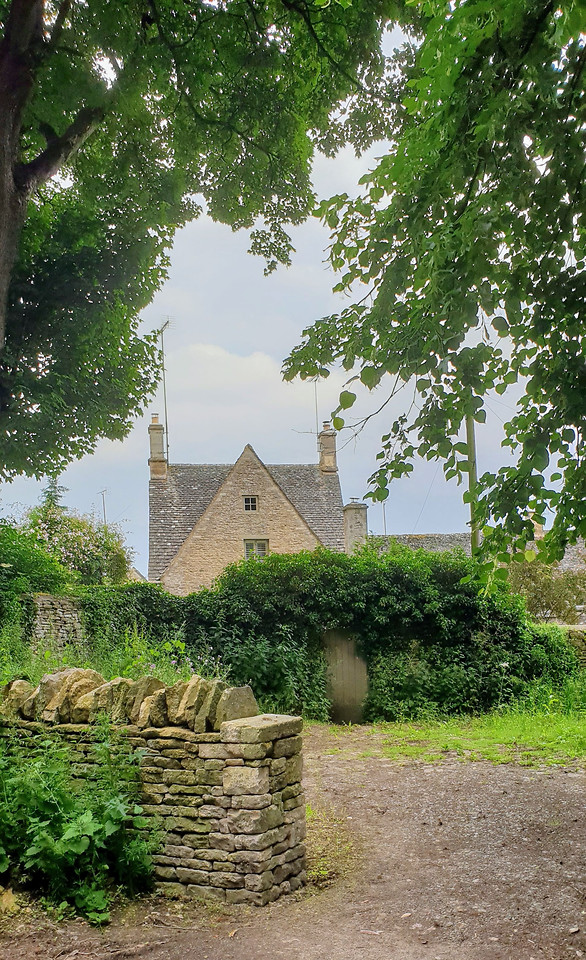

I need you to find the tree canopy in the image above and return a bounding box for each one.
[21,478,131,584]
[0,0,393,478]
[285,0,586,568]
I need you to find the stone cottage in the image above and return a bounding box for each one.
[148,416,367,595]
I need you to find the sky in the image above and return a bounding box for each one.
[0,37,519,576]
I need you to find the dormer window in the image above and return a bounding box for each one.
[244,496,258,511]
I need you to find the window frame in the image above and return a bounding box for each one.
[243,495,258,512]
[244,539,269,559]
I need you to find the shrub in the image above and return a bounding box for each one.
[508,558,586,622]
[22,481,132,585]
[0,721,155,923]
[0,523,72,624]
[10,544,581,720]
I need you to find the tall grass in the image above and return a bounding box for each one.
[0,621,226,687]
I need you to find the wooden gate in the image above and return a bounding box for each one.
[323,630,369,724]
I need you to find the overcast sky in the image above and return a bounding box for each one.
[0,38,520,576]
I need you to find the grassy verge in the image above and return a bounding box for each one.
[305,802,357,891]
[0,622,225,687]
[308,675,586,768]
[376,708,586,766]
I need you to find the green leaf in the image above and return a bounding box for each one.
[339,391,356,410]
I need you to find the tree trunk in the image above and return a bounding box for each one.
[0,0,44,353]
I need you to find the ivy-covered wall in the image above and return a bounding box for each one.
[20,547,582,721]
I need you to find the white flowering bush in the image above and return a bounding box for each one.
[22,481,131,585]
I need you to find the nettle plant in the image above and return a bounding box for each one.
[0,718,155,923]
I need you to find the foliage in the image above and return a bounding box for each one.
[0,619,224,687]
[22,480,131,585]
[507,558,586,623]
[0,0,393,478]
[0,721,155,923]
[284,0,586,572]
[66,545,580,718]
[364,622,580,721]
[0,521,71,623]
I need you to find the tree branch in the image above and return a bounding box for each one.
[46,0,72,54]
[14,105,104,191]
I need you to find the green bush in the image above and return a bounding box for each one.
[0,523,72,624]
[508,558,586,622]
[0,721,155,923]
[9,544,581,721]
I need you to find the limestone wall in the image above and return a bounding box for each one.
[29,593,84,649]
[0,670,306,905]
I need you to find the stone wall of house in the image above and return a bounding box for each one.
[29,593,84,649]
[162,446,320,595]
[0,671,306,905]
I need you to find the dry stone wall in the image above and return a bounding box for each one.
[0,670,306,905]
[29,593,84,649]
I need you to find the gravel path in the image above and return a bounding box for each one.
[1,724,584,960]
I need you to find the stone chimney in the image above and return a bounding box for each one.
[148,414,167,480]
[318,421,337,473]
[343,499,368,554]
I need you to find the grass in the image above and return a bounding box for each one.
[305,802,357,891]
[376,705,586,766]
[0,621,225,687]
[305,675,586,768]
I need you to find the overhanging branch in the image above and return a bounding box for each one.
[14,105,104,191]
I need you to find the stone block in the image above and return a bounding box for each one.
[165,681,189,725]
[214,685,258,729]
[211,872,244,889]
[225,742,272,760]
[0,680,35,719]
[284,754,303,785]
[244,870,274,892]
[228,805,284,836]
[220,714,302,744]
[126,677,166,725]
[186,884,225,902]
[232,825,288,851]
[223,765,269,797]
[231,794,272,810]
[272,735,302,759]
[176,868,209,885]
[198,743,229,760]
[175,676,209,730]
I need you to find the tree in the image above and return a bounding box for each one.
[22,479,131,584]
[0,0,393,479]
[508,557,586,623]
[284,0,586,572]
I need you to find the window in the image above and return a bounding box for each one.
[244,496,258,511]
[244,540,268,559]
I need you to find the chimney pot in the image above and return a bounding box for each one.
[148,413,167,480]
[318,422,337,473]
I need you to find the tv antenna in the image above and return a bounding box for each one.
[98,488,107,526]
[160,317,173,462]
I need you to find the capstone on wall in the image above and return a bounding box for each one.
[162,446,319,595]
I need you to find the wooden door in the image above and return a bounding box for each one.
[323,630,369,723]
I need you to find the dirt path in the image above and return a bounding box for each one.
[1,725,584,960]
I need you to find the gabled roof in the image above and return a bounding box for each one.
[148,457,344,581]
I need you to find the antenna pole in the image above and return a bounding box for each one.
[160,319,171,462]
[314,378,319,453]
[99,489,107,527]
[466,413,481,552]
